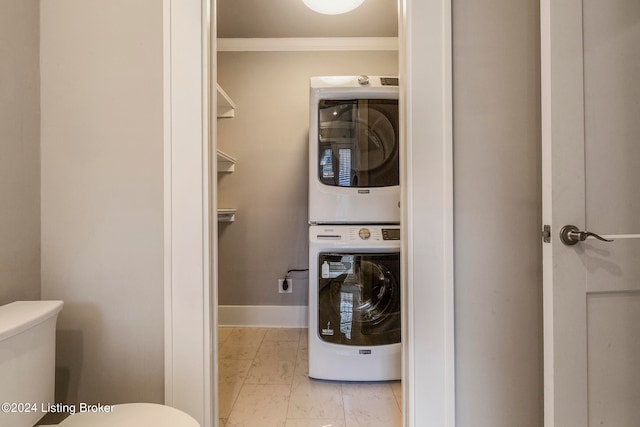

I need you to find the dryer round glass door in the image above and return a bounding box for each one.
[317,252,401,346]
[317,99,399,188]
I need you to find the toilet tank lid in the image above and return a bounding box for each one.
[0,300,64,342]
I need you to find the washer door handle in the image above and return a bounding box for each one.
[559,225,614,246]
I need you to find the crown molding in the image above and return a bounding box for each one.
[217,37,398,52]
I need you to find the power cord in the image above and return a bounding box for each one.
[282,268,309,291]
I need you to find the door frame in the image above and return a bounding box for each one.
[541,0,589,424]
[163,0,454,426]
[400,0,454,425]
[163,1,215,426]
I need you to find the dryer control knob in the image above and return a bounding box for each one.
[358,75,370,85]
[358,228,371,240]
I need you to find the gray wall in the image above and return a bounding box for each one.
[453,0,543,425]
[40,0,164,405]
[217,50,399,306]
[0,0,41,306]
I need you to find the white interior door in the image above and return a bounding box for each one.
[542,0,640,425]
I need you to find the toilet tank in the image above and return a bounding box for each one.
[0,300,63,427]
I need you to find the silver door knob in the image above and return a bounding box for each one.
[559,225,614,246]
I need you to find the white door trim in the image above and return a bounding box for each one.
[541,0,589,424]
[164,0,454,426]
[400,0,454,425]
[163,0,214,426]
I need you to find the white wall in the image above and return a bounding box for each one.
[452,0,543,425]
[217,50,398,307]
[40,0,165,405]
[0,0,41,306]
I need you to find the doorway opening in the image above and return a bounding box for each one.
[213,1,401,425]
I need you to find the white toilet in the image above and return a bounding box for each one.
[0,301,200,427]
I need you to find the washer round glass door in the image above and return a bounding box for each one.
[317,252,401,346]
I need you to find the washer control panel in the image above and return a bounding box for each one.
[313,226,400,243]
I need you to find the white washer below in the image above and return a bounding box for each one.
[309,225,401,381]
[48,403,199,427]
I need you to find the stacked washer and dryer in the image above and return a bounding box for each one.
[307,76,401,381]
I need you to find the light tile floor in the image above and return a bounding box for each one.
[218,327,402,427]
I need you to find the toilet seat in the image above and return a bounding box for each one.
[54,403,200,427]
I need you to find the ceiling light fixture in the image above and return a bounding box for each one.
[302,0,365,15]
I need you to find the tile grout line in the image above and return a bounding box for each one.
[283,329,303,424]
[222,327,262,424]
[222,327,242,424]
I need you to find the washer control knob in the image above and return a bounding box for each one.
[358,75,370,85]
[358,228,371,240]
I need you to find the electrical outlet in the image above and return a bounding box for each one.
[278,279,293,294]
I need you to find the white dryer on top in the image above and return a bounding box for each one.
[308,76,400,224]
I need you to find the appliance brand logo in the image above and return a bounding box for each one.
[357,189,370,194]
[321,322,334,336]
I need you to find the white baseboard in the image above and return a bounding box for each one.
[218,305,309,328]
